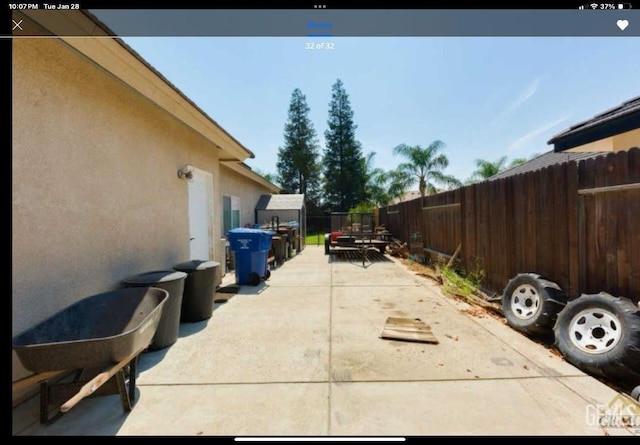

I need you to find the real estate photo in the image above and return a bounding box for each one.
[11,6,640,437]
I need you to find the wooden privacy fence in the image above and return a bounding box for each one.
[378,148,640,300]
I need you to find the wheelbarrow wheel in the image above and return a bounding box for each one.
[248,272,260,286]
[122,355,139,411]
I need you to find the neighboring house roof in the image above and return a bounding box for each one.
[389,190,421,204]
[488,97,638,181]
[547,96,640,152]
[489,150,607,181]
[255,194,305,211]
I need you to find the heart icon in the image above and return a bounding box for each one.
[617,19,629,31]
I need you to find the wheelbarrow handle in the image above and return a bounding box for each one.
[60,352,136,413]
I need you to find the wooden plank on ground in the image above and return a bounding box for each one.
[379,317,439,344]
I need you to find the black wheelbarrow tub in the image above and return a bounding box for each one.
[12,287,168,374]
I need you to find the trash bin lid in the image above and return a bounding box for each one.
[228,228,275,236]
[122,270,187,285]
[174,260,220,272]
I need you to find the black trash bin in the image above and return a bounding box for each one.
[122,270,187,351]
[173,260,220,322]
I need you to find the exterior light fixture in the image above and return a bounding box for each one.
[178,164,194,180]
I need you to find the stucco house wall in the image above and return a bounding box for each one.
[548,96,639,153]
[564,128,640,153]
[12,10,280,391]
[11,36,227,380]
[219,163,277,229]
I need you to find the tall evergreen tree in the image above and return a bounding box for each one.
[322,79,366,211]
[276,88,321,202]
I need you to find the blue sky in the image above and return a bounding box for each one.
[119,36,640,183]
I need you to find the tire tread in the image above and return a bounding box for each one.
[502,273,567,337]
[554,293,640,388]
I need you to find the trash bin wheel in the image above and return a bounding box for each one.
[248,272,261,286]
[264,269,271,280]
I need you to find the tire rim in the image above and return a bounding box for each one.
[568,308,622,354]
[510,284,541,320]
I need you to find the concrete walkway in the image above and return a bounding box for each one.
[12,246,637,436]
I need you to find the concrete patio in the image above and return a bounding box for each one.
[12,246,638,436]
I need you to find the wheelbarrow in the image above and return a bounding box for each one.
[12,287,168,424]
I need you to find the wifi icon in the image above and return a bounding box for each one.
[590,3,599,8]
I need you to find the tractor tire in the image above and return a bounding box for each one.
[324,234,331,255]
[554,293,640,388]
[502,273,566,338]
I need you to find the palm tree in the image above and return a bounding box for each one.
[467,156,530,183]
[386,168,414,203]
[360,151,388,207]
[508,158,527,168]
[470,156,508,181]
[393,141,461,198]
[360,152,413,207]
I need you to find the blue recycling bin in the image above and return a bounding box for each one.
[228,228,275,285]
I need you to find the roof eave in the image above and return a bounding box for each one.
[221,162,280,193]
[18,9,255,162]
[548,109,640,152]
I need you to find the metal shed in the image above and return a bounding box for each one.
[255,194,306,252]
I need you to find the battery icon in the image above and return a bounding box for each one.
[619,2,633,7]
